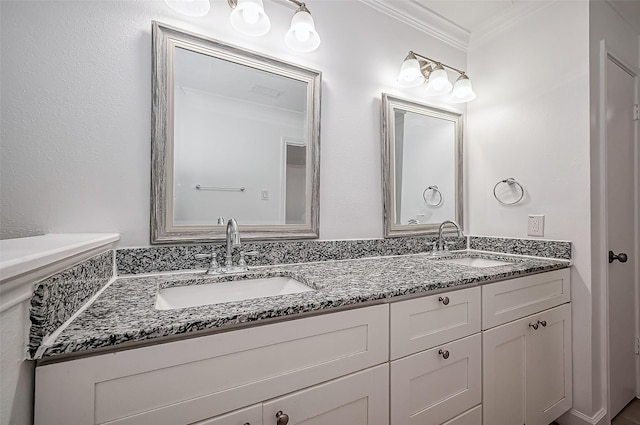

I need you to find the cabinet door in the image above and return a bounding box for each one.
[262,364,389,425]
[482,319,527,425]
[391,334,481,425]
[483,303,572,425]
[525,303,572,425]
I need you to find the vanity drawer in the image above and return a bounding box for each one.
[482,269,570,329]
[390,286,480,360]
[35,304,389,425]
[390,333,481,425]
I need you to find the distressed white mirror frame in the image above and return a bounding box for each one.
[151,22,321,244]
[381,93,463,237]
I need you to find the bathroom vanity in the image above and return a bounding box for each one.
[33,253,571,425]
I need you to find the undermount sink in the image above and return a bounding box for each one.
[437,257,514,268]
[155,276,314,310]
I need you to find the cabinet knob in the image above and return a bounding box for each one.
[438,349,450,359]
[438,296,450,305]
[538,320,547,327]
[529,322,539,330]
[276,411,289,425]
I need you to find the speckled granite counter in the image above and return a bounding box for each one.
[37,251,569,360]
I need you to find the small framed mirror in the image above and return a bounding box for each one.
[151,22,321,244]
[381,94,463,237]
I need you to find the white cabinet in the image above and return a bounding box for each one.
[442,405,482,425]
[35,305,389,425]
[390,286,481,360]
[482,269,570,330]
[390,286,482,425]
[390,334,481,425]
[483,303,572,425]
[263,364,389,425]
[196,404,262,425]
[35,267,572,425]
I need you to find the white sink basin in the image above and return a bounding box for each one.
[155,276,314,310]
[438,257,514,268]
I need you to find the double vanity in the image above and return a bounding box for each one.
[33,247,572,425]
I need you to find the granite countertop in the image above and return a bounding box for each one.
[38,251,570,360]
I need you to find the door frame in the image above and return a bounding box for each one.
[597,40,640,422]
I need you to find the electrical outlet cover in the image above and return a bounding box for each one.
[528,215,544,237]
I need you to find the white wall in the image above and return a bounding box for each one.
[466,0,594,420]
[0,0,467,247]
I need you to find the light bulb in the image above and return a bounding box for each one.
[230,0,270,37]
[296,28,310,42]
[285,6,320,52]
[243,7,259,24]
[397,53,425,87]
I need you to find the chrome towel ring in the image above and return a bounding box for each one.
[493,178,524,205]
[423,185,443,207]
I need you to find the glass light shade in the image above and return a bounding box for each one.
[450,75,476,103]
[397,56,425,87]
[424,65,452,96]
[284,8,321,52]
[230,0,271,37]
[163,0,210,17]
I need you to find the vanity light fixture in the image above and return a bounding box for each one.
[163,0,211,17]
[397,51,476,103]
[228,0,321,52]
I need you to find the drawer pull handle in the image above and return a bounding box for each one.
[276,411,289,425]
[529,322,539,330]
[438,296,450,305]
[439,349,450,359]
[538,320,547,327]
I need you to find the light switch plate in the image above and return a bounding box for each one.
[528,215,544,237]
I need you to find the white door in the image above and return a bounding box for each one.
[262,365,389,425]
[606,52,639,417]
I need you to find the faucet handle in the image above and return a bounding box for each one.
[196,252,219,268]
[238,251,258,267]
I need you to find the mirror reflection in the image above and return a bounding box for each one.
[151,22,321,244]
[382,94,463,237]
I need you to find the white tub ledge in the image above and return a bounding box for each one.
[0,233,120,313]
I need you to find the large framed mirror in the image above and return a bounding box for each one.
[381,94,463,237]
[151,22,321,244]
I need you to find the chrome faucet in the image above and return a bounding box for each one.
[225,218,241,267]
[432,220,464,255]
[195,218,259,274]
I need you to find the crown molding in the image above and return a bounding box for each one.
[468,1,554,51]
[359,0,470,52]
[605,0,640,35]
